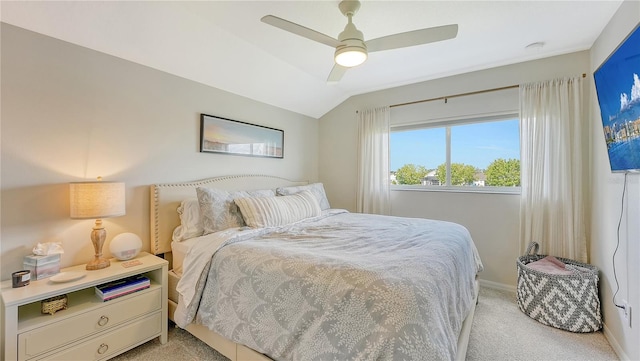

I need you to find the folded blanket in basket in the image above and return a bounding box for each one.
[527,255,575,275]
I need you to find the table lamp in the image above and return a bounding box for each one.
[69,179,125,270]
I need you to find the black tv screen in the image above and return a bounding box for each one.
[594,24,640,172]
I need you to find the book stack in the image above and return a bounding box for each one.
[95,275,150,301]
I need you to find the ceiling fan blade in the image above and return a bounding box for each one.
[327,64,348,83]
[261,15,342,48]
[365,24,458,52]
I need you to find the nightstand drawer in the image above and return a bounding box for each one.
[19,288,161,359]
[36,311,162,361]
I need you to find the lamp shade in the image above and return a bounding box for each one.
[69,182,125,219]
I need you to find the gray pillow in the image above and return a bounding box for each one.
[196,187,275,234]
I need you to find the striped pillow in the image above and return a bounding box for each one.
[276,183,331,210]
[235,190,321,228]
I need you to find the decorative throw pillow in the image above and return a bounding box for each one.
[276,183,331,210]
[196,187,276,234]
[235,190,321,228]
[172,198,203,242]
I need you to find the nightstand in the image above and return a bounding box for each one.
[1,252,168,361]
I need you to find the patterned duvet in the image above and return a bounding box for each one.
[175,210,483,361]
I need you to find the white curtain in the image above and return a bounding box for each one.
[357,106,391,215]
[519,76,587,262]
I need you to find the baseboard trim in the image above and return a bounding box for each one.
[602,323,628,361]
[478,279,516,293]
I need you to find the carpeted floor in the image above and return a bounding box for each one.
[465,287,617,361]
[113,286,618,361]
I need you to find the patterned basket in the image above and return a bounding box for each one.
[516,242,601,332]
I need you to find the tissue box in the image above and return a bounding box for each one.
[23,254,61,280]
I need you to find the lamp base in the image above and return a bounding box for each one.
[86,219,111,271]
[86,257,110,270]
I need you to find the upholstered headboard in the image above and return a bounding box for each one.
[149,174,308,256]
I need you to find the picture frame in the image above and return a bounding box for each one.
[199,114,284,158]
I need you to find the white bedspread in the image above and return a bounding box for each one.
[175,210,482,361]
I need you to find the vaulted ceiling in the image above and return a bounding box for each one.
[1,1,623,118]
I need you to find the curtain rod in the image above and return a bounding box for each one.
[389,73,587,108]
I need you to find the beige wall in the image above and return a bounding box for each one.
[319,51,591,289]
[590,1,640,359]
[0,24,319,280]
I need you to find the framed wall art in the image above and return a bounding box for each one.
[199,114,284,158]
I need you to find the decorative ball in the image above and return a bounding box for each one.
[109,232,142,261]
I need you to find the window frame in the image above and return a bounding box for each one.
[390,112,521,195]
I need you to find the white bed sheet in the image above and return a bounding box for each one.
[171,237,201,277]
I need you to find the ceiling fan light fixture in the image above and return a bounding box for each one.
[335,46,367,67]
[262,0,458,83]
[335,16,367,68]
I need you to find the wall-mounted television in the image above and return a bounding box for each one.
[594,23,640,172]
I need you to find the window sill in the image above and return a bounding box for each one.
[390,185,521,195]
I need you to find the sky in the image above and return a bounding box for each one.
[594,24,640,127]
[390,119,520,171]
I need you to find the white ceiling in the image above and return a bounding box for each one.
[0,1,623,118]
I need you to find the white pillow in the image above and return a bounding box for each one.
[196,187,276,234]
[276,183,331,210]
[172,199,203,242]
[235,190,321,228]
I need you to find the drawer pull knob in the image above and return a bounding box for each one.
[97,343,109,354]
[98,315,109,326]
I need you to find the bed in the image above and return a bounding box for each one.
[150,175,482,361]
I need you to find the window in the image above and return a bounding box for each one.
[390,115,520,191]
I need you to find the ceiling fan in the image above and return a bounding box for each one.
[261,0,458,83]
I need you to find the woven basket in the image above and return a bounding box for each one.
[516,242,601,332]
[41,294,68,315]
